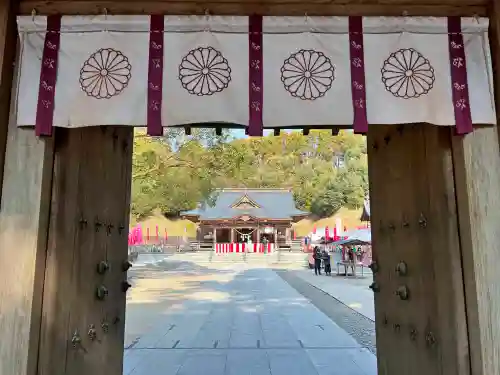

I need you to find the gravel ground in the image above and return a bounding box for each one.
[276,269,377,355]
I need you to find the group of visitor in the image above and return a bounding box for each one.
[312,246,331,276]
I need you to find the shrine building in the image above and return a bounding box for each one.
[181,188,308,252]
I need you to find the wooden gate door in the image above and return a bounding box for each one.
[367,124,470,375]
[37,127,133,375]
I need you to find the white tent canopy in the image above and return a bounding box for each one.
[339,228,372,244]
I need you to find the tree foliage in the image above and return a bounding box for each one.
[131,129,368,221]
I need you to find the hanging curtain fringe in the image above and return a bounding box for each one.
[25,16,488,137]
[270,127,340,136]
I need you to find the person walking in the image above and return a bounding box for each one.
[322,248,331,276]
[313,246,322,275]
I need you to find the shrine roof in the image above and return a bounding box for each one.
[182,188,308,221]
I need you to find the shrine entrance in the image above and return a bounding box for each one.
[183,188,302,254]
[1,3,500,375]
[236,228,255,243]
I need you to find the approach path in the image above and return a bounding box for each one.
[124,257,376,375]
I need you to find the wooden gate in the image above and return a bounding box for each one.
[1,1,500,375]
[368,125,469,375]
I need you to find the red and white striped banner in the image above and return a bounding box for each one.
[250,243,274,253]
[215,243,229,254]
[215,243,274,254]
[215,243,246,254]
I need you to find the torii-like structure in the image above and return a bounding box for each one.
[0,2,500,375]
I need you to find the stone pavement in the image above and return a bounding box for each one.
[124,260,376,375]
[293,269,375,321]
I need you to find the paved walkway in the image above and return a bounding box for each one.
[293,270,375,321]
[124,260,376,375]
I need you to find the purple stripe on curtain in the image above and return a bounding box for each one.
[248,15,263,137]
[35,15,62,137]
[147,15,164,136]
[349,16,368,134]
[448,16,473,135]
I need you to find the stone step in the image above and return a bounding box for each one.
[132,249,308,265]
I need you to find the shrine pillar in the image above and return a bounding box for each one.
[230,228,235,243]
[451,126,500,375]
[0,127,133,374]
[0,0,14,201]
[445,6,500,374]
[0,113,51,375]
[0,1,48,374]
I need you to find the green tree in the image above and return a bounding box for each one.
[130,129,368,222]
